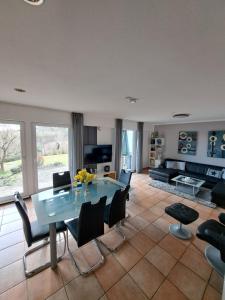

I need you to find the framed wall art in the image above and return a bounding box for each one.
[207,130,225,158]
[178,131,197,155]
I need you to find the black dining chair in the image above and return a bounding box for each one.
[14,192,67,278]
[101,185,130,251]
[66,196,107,276]
[118,169,132,200]
[53,171,71,188]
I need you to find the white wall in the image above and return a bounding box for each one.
[155,121,225,167]
[0,101,153,198]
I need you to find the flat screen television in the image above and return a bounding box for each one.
[84,144,112,164]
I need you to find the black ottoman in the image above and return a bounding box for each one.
[197,219,225,276]
[165,203,199,240]
[211,182,225,207]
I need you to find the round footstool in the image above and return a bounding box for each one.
[165,203,199,240]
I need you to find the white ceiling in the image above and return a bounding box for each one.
[0,0,225,124]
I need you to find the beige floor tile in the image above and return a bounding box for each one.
[150,205,165,217]
[0,220,22,237]
[192,236,208,253]
[46,287,68,300]
[0,260,25,294]
[159,234,186,259]
[1,212,20,225]
[127,215,149,231]
[152,217,170,233]
[168,262,207,300]
[129,258,164,298]
[58,255,79,284]
[152,279,188,300]
[127,203,145,217]
[129,231,155,255]
[142,224,166,243]
[27,268,63,300]
[65,274,104,300]
[99,230,124,251]
[180,245,212,281]
[0,230,24,251]
[95,254,126,291]
[145,245,177,276]
[0,281,27,300]
[114,242,142,271]
[209,270,223,294]
[0,242,25,268]
[106,274,147,300]
[203,285,221,300]
[139,210,159,223]
[120,222,138,239]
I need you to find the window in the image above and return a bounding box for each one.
[35,125,69,190]
[121,130,136,171]
[0,122,25,200]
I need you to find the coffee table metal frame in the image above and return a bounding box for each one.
[171,175,205,196]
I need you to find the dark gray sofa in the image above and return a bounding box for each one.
[149,158,225,206]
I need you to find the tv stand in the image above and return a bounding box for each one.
[97,170,116,180]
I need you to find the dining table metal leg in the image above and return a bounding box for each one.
[49,223,57,269]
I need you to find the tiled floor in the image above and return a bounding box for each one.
[0,172,224,300]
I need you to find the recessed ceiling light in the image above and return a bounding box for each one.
[172,113,191,118]
[125,96,139,104]
[24,0,45,6]
[14,88,26,93]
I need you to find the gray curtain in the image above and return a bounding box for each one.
[71,112,84,176]
[136,122,143,173]
[115,119,123,177]
[84,126,97,145]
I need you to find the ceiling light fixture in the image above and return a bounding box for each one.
[24,0,45,6]
[14,88,26,93]
[125,96,139,104]
[172,113,191,118]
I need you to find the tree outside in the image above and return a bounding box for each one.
[0,123,23,197]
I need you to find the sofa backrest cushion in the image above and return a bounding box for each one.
[165,160,186,171]
[185,162,208,175]
[206,168,222,179]
[163,158,224,176]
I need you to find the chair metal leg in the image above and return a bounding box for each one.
[23,231,67,278]
[99,221,126,252]
[67,231,105,276]
[205,245,225,277]
[169,222,192,240]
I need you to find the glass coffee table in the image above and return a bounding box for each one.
[172,175,205,196]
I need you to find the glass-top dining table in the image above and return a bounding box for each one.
[32,177,126,269]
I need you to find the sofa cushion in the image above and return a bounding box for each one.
[166,161,177,169]
[206,168,222,179]
[185,162,208,175]
[150,168,178,178]
[165,160,186,171]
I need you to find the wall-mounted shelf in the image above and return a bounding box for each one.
[149,137,165,168]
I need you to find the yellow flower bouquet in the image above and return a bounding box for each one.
[73,169,95,187]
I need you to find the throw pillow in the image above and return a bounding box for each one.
[176,161,186,171]
[206,168,222,179]
[166,161,177,169]
[222,169,225,180]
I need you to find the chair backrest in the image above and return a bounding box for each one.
[14,192,33,247]
[77,196,106,247]
[118,169,132,186]
[107,185,130,228]
[53,171,71,188]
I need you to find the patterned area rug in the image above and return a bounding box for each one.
[149,180,216,208]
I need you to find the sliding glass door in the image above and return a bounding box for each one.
[121,130,136,171]
[34,125,69,190]
[0,122,26,202]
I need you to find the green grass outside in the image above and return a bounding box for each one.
[0,154,68,177]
